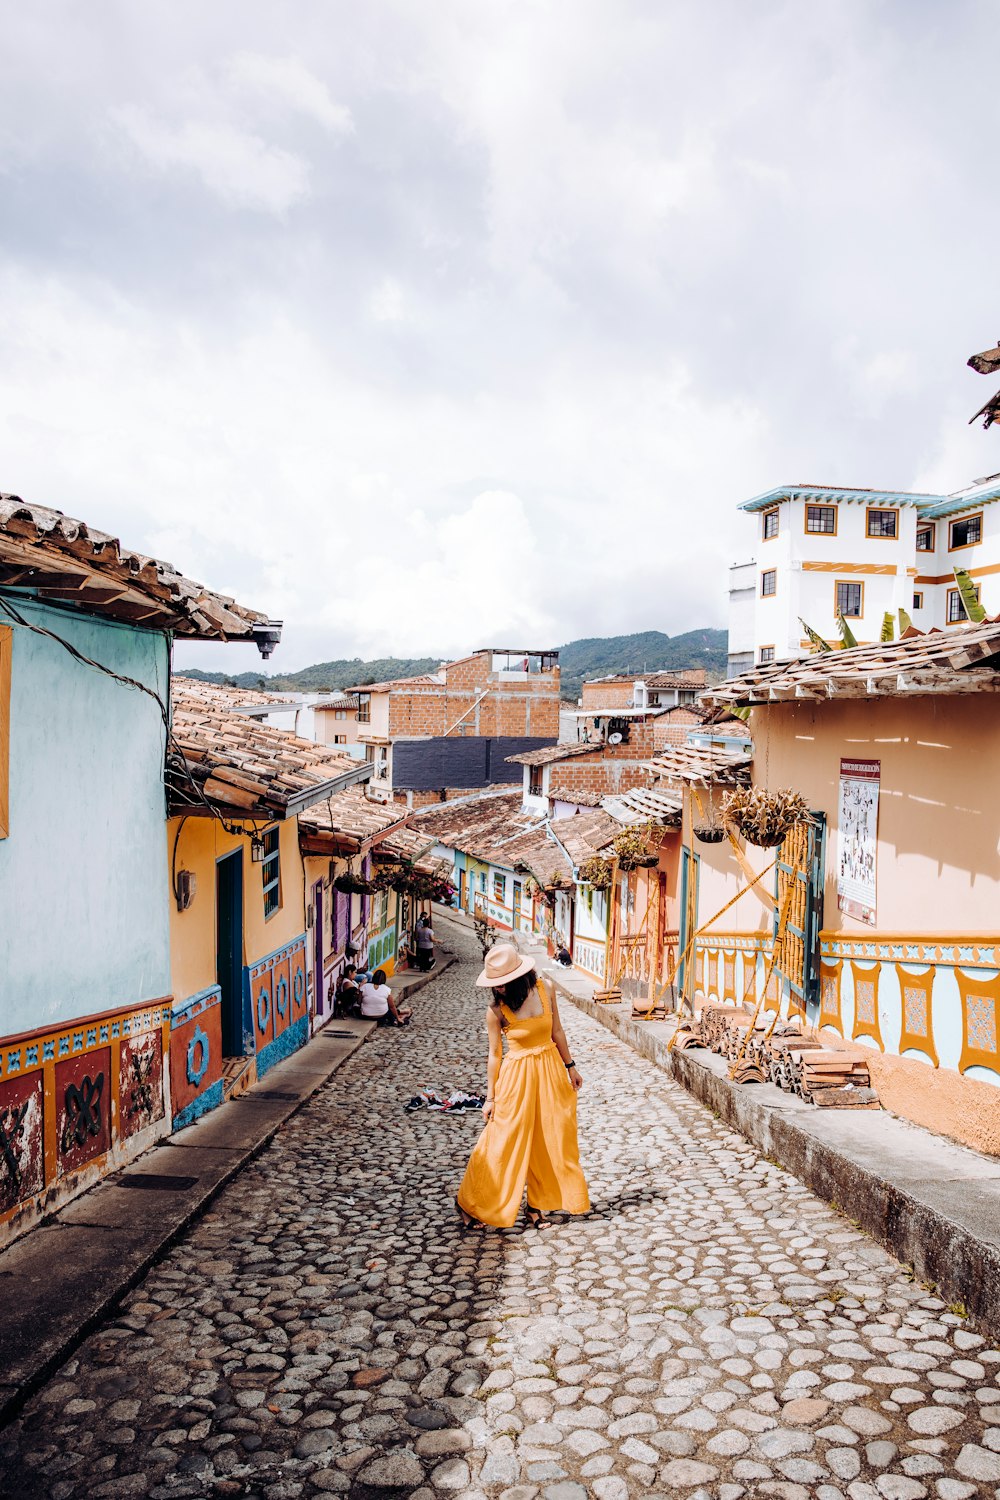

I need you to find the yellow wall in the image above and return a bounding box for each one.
[168,815,308,1005]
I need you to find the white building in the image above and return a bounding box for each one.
[728,475,1000,674]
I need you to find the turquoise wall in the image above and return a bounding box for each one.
[0,596,172,1036]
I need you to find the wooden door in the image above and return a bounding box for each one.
[216,851,244,1056]
[312,881,324,1017]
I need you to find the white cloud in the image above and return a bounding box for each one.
[111,104,310,213]
[224,52,354,136]
[369,277,406,323]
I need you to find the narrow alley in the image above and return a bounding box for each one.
[2,924,999,1500]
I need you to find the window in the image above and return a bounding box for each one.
[0,627,10,839]
[492,872,506,902]
[760,569,777,597]
[479,871,487,893]
[335,709,347,721]
[836,581,863,617]
[912,592,923,611]
[916,524,934,552]
[262,827,281,919]
[334,734,347,744]
[762,508,779,540]
[948,585,979,623]
[356,694,371,723]
[805,504,837,535]
[950,514,982,550]
[529,765,543,796]
[758,646,775,664]
[866,507,898,539]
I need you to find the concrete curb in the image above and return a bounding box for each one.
[553,978,1000,1338]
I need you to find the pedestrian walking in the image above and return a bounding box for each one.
[456,942,589,1229]
[414,913,435,971]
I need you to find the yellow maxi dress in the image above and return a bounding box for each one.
[457,977,590,1227]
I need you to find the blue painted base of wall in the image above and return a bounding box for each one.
[257,1016,308,1079]
[172,1079,224,1131]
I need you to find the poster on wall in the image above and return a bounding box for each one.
[837,758,880,925]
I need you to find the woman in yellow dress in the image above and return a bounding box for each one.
[457,942,590,1229]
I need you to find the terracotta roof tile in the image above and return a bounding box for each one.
[0,496,271,642]
[643,744,753,787]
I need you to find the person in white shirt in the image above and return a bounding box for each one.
[359,969,413,1027]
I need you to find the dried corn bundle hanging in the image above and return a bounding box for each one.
[722,786,811,848]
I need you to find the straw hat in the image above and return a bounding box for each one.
[475,942,535,988]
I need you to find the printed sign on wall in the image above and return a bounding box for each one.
[837,758,880,926]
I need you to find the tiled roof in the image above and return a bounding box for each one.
[313,693,361,711]
[0,497,274,644]
[168,684,369,819]
[349,672,443,694]
[506,742,598,767]
[602,786,684,826]
[700,621,1000,706]
[377,826,437,864]
[297,786,406,851]
[410,790,535,861]
[490,826,574,888]
[172,677,292,713]
[643,744,753,787]
[550,809,622,867]
[549,788,605,807]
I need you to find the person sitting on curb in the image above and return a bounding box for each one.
[360,969,413,1027]
[334,964,363,1018]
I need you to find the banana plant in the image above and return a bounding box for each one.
[953,566,986,623]
[836,611,858,649]
[799,617,833,653]
[880,611,895,642]
[898,606,913,634]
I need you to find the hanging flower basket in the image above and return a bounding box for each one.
[722,786,811,848]
[334,871,374,895]
[611,821,666,871]
[693,824,727,844]
[578,855,613,890]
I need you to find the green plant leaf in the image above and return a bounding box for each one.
[953,566,986,623]
[880,612,895,642]
[898,607,913,634]
[837,612,858,649]
[799,617,833,653]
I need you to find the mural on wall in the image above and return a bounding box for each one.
[120,1030,165,1139]
[837,758,880,926]
[56,1048,111,1175]
[0,1075,44,1214]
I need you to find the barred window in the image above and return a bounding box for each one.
[866,508,897,538]
[262,827,281,920]
[761,570,777,597]
[805,505,836,535]
[836,582,863,617]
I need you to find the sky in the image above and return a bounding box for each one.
[1,1,998,673]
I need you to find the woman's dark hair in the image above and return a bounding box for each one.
[495,970,537,1011]
[372,969,387,986]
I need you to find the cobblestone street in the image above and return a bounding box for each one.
[3,923,1000,1500]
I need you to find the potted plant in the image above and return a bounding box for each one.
[722,786,811,848]
[578,855,613,890]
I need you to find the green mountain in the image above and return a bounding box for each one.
[179,629,727,699]
[557,629,726,700]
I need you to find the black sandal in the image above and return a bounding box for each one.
[525,1205,550,1229]
[455,1199,476,1232]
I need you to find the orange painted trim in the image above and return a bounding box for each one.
[802,560,895,575]
[916,522,936,553]
[819,959,843,1035]
[865,505,900,540]
[758,644,776,665]
[763,968,781,1015]
[803,504,838,537]
[760,569,777,597]
[723,950,736,1002]
[895,964,939,1067]
[761,508,780,541]
[821,929,1000,943]
[956,968,1000,1077]
[850,961,884,1052]
[948,512,984,551]
[912,591,924,610]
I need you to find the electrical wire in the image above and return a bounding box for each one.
[0,590,269,840]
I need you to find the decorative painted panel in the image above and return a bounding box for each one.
[244,935,309,1079]
[272,952,292,1038]
[823,933,1000,969]
[819,961,843,1035]
[850,962,884,1051]
[895,964,939,1067]
[291,944,308,1021]
[0,1073,44,1215]
[573,937,606,980]
[169,986,223,1129]
[120,1029,164,1139]
[56,1046,111,1176]
[723,951,736,1002]
[762,968,780,1015]
[956,968,1000,1077]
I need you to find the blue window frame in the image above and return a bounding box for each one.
[262,827,281,920]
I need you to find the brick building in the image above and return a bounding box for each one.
[579,669,706,712]
[349,648,560,809]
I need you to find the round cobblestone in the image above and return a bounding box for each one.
[1,922,999,1498]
